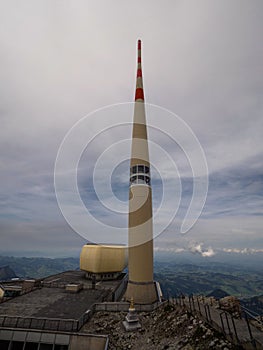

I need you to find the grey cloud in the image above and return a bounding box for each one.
[0,0,262,256]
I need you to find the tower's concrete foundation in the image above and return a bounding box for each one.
[125,281,158,304]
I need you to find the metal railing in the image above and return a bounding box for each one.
[0,315,79,332]
[172,295,262,349]
[93,300,166,313]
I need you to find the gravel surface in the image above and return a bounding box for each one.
[83,303,237,349]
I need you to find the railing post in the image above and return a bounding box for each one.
[192,296,195,311]
[244,312,257,348]
[225,313,232,338]
[29,317,33,329]
[188,296,192,312]
[220,312,226,334]
[206,304,212,321]
[197,297,201,314]
[230,316,239,344]
[204,304,208,320]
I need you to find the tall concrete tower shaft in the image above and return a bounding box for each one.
[125,40,158,304]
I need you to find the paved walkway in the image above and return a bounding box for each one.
[172,296,263,349]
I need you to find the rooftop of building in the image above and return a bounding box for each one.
[0,270,127,330]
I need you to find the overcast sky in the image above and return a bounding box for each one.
[0,0,263,258]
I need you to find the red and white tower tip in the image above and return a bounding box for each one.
[125,40,158,304]
[135,40,144,101]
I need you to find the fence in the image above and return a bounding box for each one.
[111,274,128,301]
[0,315,79,332]
[172,295,263,350]
[93,300,167,313]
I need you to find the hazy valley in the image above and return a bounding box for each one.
[1,254,262,300]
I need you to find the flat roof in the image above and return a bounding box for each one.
[0,270,125,320]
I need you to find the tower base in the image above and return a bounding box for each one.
[125,280,158,304]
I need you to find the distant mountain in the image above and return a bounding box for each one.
[0,256,79,279]
[1,255,263,302]
[0,265,17,281]
[154,261,263,298]
[206,289,229,299]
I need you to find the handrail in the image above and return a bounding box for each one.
[0,314,79,332]
[241,306,263,327]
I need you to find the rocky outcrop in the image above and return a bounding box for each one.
[83,303,235,349]
[219,296,242,318]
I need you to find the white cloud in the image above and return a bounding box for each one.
[202,247,216,258]
[188,241,216,257]
[223,248,263,255]
[154,247,185,254]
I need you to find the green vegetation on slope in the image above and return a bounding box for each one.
[0,256,79,279]
[154,261,263,298]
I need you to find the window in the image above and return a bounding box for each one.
[54,346,68,350]
[10,341,24,350]
[0,340,9,350]
[138,175,144,183]
[39,345,53,350]
[130,176,137,184]
[138,165,144,173]
[129,165,151,186]
[25,343,39,350]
